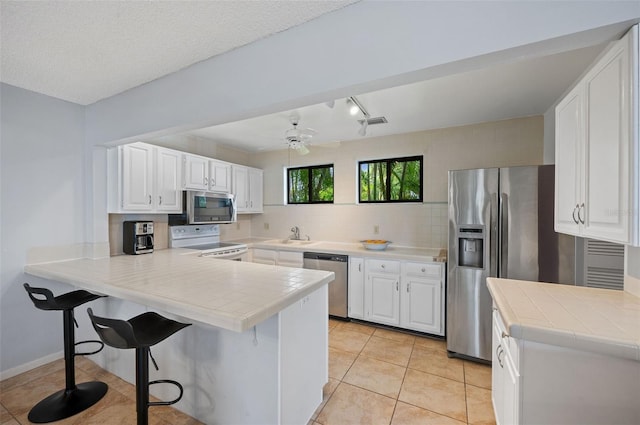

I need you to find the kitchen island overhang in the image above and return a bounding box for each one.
[24,250,334,424]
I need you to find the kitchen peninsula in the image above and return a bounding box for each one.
[25,250,334,424]
[487,277,640,425]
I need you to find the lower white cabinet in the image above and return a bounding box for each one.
[348,257,365,319]
[350,257,445,336]
[252,249,302,268]
[492,309,520,425]
[400,262,444,334]
[365,259,401,326]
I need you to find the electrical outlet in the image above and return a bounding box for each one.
[374,225,380,234]
[264,223,270,230]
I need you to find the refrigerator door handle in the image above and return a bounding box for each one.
[490,193,499,278]
[499,193,508,278]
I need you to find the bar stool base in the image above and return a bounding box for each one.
[27,381,108,423]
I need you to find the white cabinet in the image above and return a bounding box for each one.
[183,154,210,191]
[364,259,400,326]
[252,248,302,268]
[209,159,231,193]
[492,309,520,425]
[555,25,639,245]
[400,262,444,335]
[108,142,182,213]
[348,257,365,319]
[155,147,182,211]
[233,165,263,213]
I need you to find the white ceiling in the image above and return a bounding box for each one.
[184,44,604,152]
[0,0,607,153]
[0,0,357,105]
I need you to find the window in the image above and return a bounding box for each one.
[359,156,423,203]
[288,164,334,204]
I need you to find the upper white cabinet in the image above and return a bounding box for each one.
[555,25,639,245]
[154,147,183,211]
[209,159,231,193]
[183,154,209,191]
[108,142,182,213]
[233,165,263,213]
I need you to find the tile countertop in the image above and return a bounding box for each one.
[238,238,447,262]
[487,277,640,361]
[24,249,334,333]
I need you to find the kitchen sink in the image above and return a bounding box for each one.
[265,239,320,246]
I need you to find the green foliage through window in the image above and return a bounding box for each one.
[359,156,422,203]
[288,164,334,204]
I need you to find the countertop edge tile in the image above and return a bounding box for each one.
[487,278,640,362]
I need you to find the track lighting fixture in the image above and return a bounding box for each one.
[347,96,368,117]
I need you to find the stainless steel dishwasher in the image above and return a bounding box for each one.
[303,252,348,318]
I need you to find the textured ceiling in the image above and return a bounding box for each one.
[0,0,357,105]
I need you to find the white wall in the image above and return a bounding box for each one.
[0,83,86,375]
[249,116,543,247]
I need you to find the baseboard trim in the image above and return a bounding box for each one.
[0,350,63,381]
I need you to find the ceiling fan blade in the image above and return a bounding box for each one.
[297,145,310,155]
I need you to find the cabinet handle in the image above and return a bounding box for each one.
[381,264,385,269]
[396,281,399,291]
[578,203,585,225]
[421,267,426,272]
[148,195,152,205]
[501,331,509,339]
[159,195,162,205]
[407,282,410,293]
[572,204,579,224]
[358,264,361,272]
[204,177,208,185]
[496,345,504,368]
[210,178,215,187]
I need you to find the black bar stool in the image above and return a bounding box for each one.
[87,308,191,425]
[23,283,109,423]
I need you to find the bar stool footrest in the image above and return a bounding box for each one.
[148,379,184,406]
[74,339,105,356]
[27,381,108,423]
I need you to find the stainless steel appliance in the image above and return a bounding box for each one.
[447,165,575,362]
[169,191,236,225]
[169,224,248,260]
[303,252,348,318]
[123,221,154,255]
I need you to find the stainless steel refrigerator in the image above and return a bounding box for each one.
[447,165,575,362]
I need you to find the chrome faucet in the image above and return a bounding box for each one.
[290,226,300,240]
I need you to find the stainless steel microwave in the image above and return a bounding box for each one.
[169,191,236,225]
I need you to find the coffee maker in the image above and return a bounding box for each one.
[123,221,154,254]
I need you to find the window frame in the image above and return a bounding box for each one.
[358,155,423,203]
[287,163,335,205]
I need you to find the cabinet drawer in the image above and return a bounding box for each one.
[404,262,442,278]
[366,259,400,274]
[253,249,276,261]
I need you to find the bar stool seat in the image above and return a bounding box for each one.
[23,283,108,423]
[88,308,190,425]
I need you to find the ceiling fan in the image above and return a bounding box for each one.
[284,113,316,155]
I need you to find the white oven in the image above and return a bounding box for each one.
[169,225,247,260]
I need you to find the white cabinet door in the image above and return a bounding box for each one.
[554,25,638,245]
[248,167,263,213]
[232,166,249,212]
[366,273,400,326]
[582,35,632,244]
[348,257,365,319]
[252,248,276,265]
[155,147,182,212]
[555,85,583,236]
[492,311,506,425]
[401,277,441,334]
[209,160,231,193]
[183,154,209,190]
[121,143,154,211]
[400,262,444,335]
[277,251,303,268]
